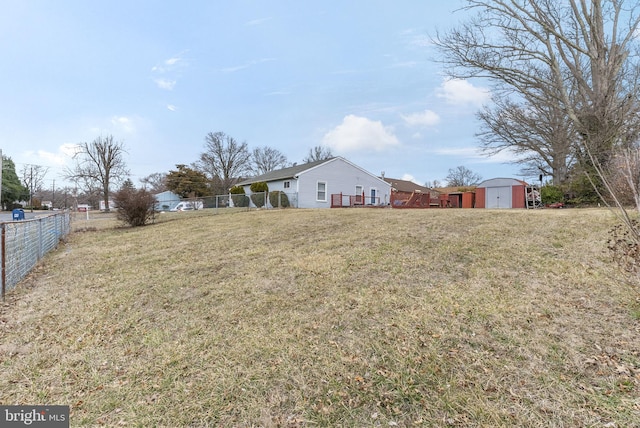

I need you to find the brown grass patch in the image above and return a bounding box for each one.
[1,208,639,427]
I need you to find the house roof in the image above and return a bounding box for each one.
[383,177,437,195]
[236,157,335,186]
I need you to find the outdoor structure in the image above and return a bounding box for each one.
[154,190,181,211]
[433,186,477,208]
[384,177,440,208]
[99,200,117,211]
[475,178,533,209]
[236,157,391,209]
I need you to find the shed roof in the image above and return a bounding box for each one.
[477,178,528,188]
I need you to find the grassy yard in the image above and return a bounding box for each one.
[1,208,639,427]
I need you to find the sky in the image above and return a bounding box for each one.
[1,0,526,192]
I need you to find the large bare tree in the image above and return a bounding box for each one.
[477,90,576,186]
[65,135,129,212]
[435,0,640,221]
[195,131,251,195]
[250,146,288,176]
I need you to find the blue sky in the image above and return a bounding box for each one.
[1,0,524,191]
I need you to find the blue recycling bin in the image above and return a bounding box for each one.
[12,208,25,221]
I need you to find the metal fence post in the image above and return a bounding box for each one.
[38,217,44,260]
[1,224,5,299]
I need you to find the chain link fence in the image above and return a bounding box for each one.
[195,192,299,213]
[1,211,71,297]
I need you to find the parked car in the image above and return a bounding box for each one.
[170,202,195,212]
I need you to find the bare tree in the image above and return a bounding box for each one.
[195,131,251,194]
[303,145,333,163]
[64,135,129,212]
[445,166,482,187]
[140,172,168,194]
[477,87,576,186]
[21,164,49,207]
[434,0,640,231]
[251,146,288,176]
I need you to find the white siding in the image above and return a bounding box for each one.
[241,178,299,208]
[297,158,390,208]
[241,157,390,209]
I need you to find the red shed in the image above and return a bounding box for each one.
[475,178,528,209]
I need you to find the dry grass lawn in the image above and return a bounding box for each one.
[1,208,639,427]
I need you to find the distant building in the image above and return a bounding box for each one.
[154,191,181,211]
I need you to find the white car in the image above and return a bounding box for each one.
[170,202,195,212]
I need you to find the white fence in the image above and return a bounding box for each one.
[1,211,71,297]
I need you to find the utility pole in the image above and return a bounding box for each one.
[52,179,55,209]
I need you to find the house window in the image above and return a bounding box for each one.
[284,181,290,189]
[355,185,363,204]
[317,181,327,201]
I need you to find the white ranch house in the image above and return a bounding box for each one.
[236,157,391,209]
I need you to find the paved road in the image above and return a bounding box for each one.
[0,211,43,223]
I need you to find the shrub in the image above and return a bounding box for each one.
[250,182,269,208]
[268,191,290,208]
[540,185,564,204]
[113,188,157,227]
[608,220,640,273]
[229,185,249,207]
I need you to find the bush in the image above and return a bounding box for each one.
[229,185,249,207]
[250,182,269,208]
[608,220,640,273]
[268,191,290,208]
[540,185,564,204]
[113,188,157,227]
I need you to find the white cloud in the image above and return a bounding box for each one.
[402,109,440,127]
[167,104,177,112]
[433,146,482,157]
[322,115,400,152]
[401,173,416,182]
[164,57,181,66]
[400,28,431,48]
[111,116,135,133]
[437,78,491,106]
[152,52,188,73]
[154,78,176,90]
[433,146,522,163]
[22,143,78,168]
[221,58,276,73]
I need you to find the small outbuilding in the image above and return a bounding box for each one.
[155,191,181,211]
[475,178,528,209]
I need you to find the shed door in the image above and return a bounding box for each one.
[486,186,512,208]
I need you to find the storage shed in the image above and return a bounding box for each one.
[475,178,528,209]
